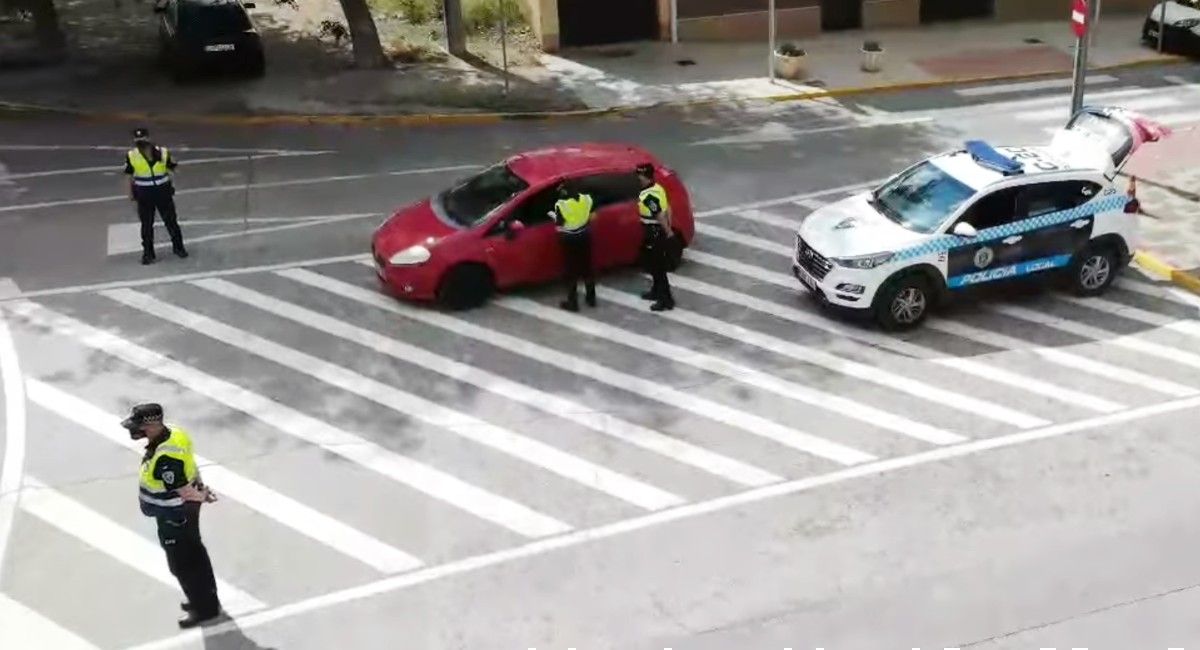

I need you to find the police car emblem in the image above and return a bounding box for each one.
[162,470,175,484]
[834,218,857,230]
[974,247,995,269]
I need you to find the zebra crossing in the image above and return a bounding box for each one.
[2,186,1200,649]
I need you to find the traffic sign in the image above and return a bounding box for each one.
[1071,0,1088,38]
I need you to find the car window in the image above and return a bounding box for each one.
[573,172,642,210]
[439,164,530,228]
[1015,181,1101,219]
[181,2,252,36]
[514,186,559,227]
[957,187,1022,231]
[871,160,976,234]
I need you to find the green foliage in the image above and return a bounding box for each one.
[396,0,438,24]
[463,0,524,32]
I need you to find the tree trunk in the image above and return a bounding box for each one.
[334,0,387,68]
[26,0,65,51]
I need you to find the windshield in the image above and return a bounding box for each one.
[439,164,530,228]
[871,161,976,234]
[183,3,252,35]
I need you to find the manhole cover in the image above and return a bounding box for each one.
[676,59,696,66]
[1024,37,1044,44]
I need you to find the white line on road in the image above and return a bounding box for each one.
[1154,110,1200,127]
[695,224,794,255]
[106,214,379,256]
[500,296,966,445]
[1057,295,1200,338]
[0,145,332,154]
[291,267,873,466]
[793,198,827,211]
[695,180,880,217]
[193,278,777,487]
[175,216,343,226]
[19,476,265,616]
[5,300,569,538]
[24,379,423,574]
[0,278,19,299]
[0,164,479,213]
[0,313,26,583]
[0,152,332,181]
[1016,95,1181,122]
[731,209,801,230]
[954,74,1118,97]
[689,117,933,146]
[104,288,683,512]
[0,592,99,650]
[128,392,1200,650]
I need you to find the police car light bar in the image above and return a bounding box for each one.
[964,140,1024,175]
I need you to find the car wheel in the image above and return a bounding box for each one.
[1067,243,1119,297]
[665,230,685,271]
[874,273,933,332]
[247,52,265,78]
[437,264,494,310]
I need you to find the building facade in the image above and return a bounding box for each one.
[520,0,1161,51]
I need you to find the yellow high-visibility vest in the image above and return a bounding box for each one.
[138,426,198,516]
[555,193,594,233]
[638,183,670,225]
[127,147,172,187]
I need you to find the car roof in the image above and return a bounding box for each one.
[930,143,1090,192]
[506,143,657,184]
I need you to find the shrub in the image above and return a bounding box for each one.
[396,0,439,24]
[776,43,804,57]
[464,0,525,33]
[863,40,882,52]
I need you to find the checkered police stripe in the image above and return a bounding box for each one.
[894,190,1129,262]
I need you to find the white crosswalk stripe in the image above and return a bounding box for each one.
[102,288,684,513]
[19,476,265,616]
[5,300,571,538]
[1056,295,1200,339]
[24,379,425,574]
[954,75,1119,97]
[729,209,802,230]
[695,224,794,255]
[0,592,100,650]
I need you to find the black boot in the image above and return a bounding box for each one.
[650,299,675,312]
[180,602,191,612]
[560,299,579,312]
[585,287,596,308]
[141,252,156,265]
[177,610,221,629]
[173,245,189,259]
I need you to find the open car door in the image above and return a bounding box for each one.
[1048,106,1172,179]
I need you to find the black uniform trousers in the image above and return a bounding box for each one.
[641,225,674,305]
[156,502,221,617]
[560,229,595,306]
[135,185,184,257]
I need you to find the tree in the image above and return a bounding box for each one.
[333,0,387,68]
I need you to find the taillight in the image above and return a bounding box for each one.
[1125,198,1141,214]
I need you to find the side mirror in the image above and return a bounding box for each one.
[243,1,256,6]
[952,222,978,238]
[505,220,525,239]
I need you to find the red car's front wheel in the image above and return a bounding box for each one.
[436,264,495,311]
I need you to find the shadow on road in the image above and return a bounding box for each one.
[203,619,279,650]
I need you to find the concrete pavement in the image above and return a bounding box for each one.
[2,64,1200,649]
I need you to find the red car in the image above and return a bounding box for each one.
[370,143,695,309]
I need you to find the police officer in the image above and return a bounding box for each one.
[124,128,188,266]
[122,403,222,628]
[552,180,596,311]
[637,163,675,311]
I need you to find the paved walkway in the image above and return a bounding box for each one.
[1126,125,1200,276]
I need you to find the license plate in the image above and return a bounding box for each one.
[794,264,815,290]
[205,43,235,52]
[1148,28,1159,38]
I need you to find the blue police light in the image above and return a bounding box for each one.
[964,140,1024,175]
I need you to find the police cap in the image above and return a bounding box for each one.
[132,128,151,143]
[121,403,164,430]
[635,163,654,178]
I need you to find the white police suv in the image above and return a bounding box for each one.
[792,106,1170,331]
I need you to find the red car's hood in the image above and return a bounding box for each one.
[374,198,457,257]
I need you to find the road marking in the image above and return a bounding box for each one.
[695,180,880,217]
[990,304,1200,370]
[175,217,342,226]
[0,253,371,302]
[1057,295,1200,338]
[501,296,965,445]
[287,268,873,466]
[732,209,801,230]
[127,392,1200,650]
[4,300,568,538]
[0,152,332,181]
[19,476,265,616]
[689,117,933,146]
[0,278,18,299]
[1016,95,1180,122]
[1155,110,1200,126]
[24,379,423,574]
[0,145,331,154]
[106,213,379,256]
[103,288,682,512]
[0,592,99,650]
[793,198,827,212]
[192,278,778,488]
[0,313,26,583]
[954,74,1118,97]
[1165,75,1191,85]
[0,164,480,213]
[695,224,794,255]
[596,286,972,443]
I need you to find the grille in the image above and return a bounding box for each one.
[796,236,833,280]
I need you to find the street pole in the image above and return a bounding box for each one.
[499,0,509,95]
[1158,0,1167,52]
[670,0,678,43]
[768,0,776,82]
[243,152,252,231]
[1069,1,1091,116]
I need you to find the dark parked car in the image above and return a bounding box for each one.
[156,0,266,80]
[1143,1,1200,56]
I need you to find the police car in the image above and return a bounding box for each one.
[792,106,1170,331]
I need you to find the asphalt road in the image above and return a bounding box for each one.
[2,62,1200,650]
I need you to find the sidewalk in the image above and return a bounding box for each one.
[1124,126,1200,285]
[0,10,1185,118]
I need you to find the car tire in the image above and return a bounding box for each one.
[437,264,494,310]
[873,273,934,332]
[1067,243,1119,297]
[247,52,265,78]
[665,230,685,271]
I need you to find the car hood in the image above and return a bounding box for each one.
[373,198,457,257]
[798,192,930,258]
[1151,1,1200,24]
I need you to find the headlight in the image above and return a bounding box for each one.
[832,252,894,270]
[388,245,431,266]
[1178,18,1200,28]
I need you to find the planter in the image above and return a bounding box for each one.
[861,40,883,73]
[774,45,807,80]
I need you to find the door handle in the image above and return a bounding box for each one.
[1002,236,1022,245]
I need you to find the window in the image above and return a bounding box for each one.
[958,187,1022,231]
[513,186,559,227]
[572,173,642,210]
[438,164,530,228]
[182,2,252,36]
[870,160,976,234]
[1015,181,1101,219]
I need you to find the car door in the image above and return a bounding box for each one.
[571,171,644,269]
[482,184,562,288]
[1010,180,1102,272]
[944,186,1029,289]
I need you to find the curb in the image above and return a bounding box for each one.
[0,53,1185,128]
[1134,250,1200,295]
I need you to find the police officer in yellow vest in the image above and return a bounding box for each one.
[552,181,597,311]
[122,403,222,628]
[124,128,188,266]
[637,163,675,311]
